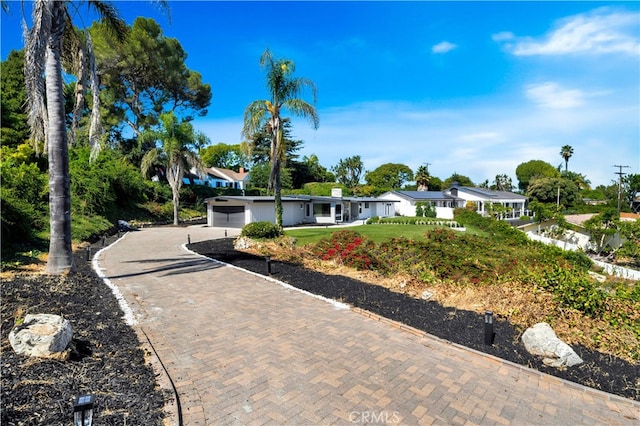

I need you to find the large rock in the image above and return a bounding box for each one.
[9,314,73,358]
[521,322,583,367]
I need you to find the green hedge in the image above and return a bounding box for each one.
[240,221,283,239]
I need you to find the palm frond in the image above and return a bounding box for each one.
[283,98,319,130]
[23,0,53,151]
[87,1,128,42]
[242,100,267,138]
[140,147,161,176]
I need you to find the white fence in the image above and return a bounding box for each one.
[525,232,639,281]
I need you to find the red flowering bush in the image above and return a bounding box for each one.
[311,230,383,271]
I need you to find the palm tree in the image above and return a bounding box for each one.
[242,48,319,228]
[415,165,431,191]
[560,145,574,172]
[141,112,207,225]
[23,0,127,274]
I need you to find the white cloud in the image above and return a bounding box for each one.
[500,8,640,56]
[432,41,457,54]
[525,82,585,109]
[491,31,515,42]
[458,132,504,143]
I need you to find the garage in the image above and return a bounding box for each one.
[210,205,245,228]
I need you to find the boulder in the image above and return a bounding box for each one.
[9,314,73,358]
[521,322,583,367]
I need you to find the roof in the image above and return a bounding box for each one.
[451,187,527,200]
[564,214,596,226]
[620,212,640,222]
[206,167,249,182]
[204,195,397,204]
[381,190,462,201]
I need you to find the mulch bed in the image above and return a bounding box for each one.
[189,238,639,402]
[1,235,167,426]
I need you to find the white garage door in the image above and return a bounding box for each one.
[212,205,245,228]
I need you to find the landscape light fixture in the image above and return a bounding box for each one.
[484,311,494,346]
[265,256,272,275]
[188,234,191,244]
[73,394,94,426]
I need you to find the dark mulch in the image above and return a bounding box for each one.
[189,238,640,402]
[1,235,167,426]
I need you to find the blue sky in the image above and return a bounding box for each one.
[2,1,639,188]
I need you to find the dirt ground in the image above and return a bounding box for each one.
[1,236,167,425]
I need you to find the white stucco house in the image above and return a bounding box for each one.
[185,167,250,190]
[204,191,397,228]
[379,186,529,220]
[378,191,464,219]
[444,186,528,219]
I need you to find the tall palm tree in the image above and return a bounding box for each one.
[560,145,574,172]
[141,112,207,225]
[415,165,431,191]
[242,48,319,228]
[23,0,127,274]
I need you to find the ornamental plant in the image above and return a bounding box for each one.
[311,230,382,271]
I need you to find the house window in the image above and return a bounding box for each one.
[358,203,362,214]
[313,203,331,217]
[365,202,370,209]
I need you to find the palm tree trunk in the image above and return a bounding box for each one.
[45,4,74,274]
[166,164,182,226]
[274,160,283,228]
[272,124,283,228]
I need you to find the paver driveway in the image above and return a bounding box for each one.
[96,225,639,425]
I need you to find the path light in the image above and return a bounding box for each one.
[73,394,94,426]
[225,229,227,237]
[187,234,191,244]
[265,256,272,275]
[85,247,91,262]
[484,311,494,346]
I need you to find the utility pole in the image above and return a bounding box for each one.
[613,165,630,213]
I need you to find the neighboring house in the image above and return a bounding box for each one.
[379,186,528,220]
[204,190,396,228]
[185,167,250,190]
[444,185,528,219]
[378,191,464,219]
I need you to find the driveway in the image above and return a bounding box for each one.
[96,225,639,425]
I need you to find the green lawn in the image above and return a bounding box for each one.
[285,223,481,246]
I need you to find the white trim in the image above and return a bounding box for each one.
[92,233,138,326]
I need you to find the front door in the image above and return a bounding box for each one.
[335,204,342,222]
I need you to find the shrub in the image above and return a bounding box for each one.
[241,221,283,239]
[311,230,382,271]
[542,265,605,317]
[0,160,47,252]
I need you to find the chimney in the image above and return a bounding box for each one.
[239,167,245,173]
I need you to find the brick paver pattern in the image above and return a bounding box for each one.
[96,226,640,425]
